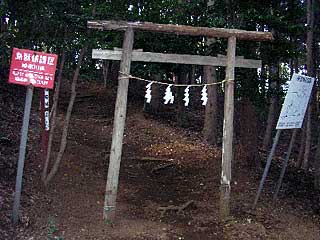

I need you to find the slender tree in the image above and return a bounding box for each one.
[262,64,280,150]
[203,65,218,145]
[302,0,316,170]
[42,50,66,182]
[43,0,98,186]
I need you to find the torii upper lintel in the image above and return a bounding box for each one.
[87,20,274,41]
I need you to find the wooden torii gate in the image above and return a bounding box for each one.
[87,20,273,222]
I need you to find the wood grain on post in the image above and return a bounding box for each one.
[104,28,134,222]
[87,21,273,41]
[92,49,261,69]
[220,36,236,222]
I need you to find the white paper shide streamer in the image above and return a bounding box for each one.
[145,82,153,103]
[163,84,174,104]
[147,83,208,106]
[183,86,190,106]
[201,85,208,105]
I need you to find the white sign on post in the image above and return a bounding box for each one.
[276,73,315,129]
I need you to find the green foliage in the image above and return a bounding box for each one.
[0,0,317,110]
[47,216,63,240]
[104,219,113,225]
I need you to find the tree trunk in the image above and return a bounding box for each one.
[110,61,120,85]
[203,65,218,145]
[43,0,97,185]
[102,60,110,87]
[1,15,7,32]
[260,65,266,102]
[296,125,306,168]
[302,0,315,171]
[44,46,87,186]
[315,35,320,184]
[262,64,279,150]
[263,98,276,150]
[314,129,320,189]
[41,50,66,182]
[302,106,312,170]
[189,65,196,84]
[238,97,260,169]
[176,68,188,128]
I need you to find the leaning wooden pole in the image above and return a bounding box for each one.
[254,129,282,207]
[220,36,236,221]
[104,28,134,222]
[274,129,297,200]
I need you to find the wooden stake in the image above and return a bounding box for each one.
[104,28,134,222]
[274,129,297,200]
[40,89,50,158]
[220,36,236,221]
[254,129,282,207]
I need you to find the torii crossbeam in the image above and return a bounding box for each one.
[87,20,273,222]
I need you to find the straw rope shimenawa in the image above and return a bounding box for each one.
[118,71,234,87]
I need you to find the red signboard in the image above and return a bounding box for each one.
[8,48,58,89]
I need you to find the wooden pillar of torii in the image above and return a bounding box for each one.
[87,20,273,222]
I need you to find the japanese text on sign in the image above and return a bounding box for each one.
[8,48,58,89]
[276,74,315,129]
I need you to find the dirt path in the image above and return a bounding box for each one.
[14,84,320,239]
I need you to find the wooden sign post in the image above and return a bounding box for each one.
[40,89,50,158]
[88,20,273,222]
[8,48,58,224]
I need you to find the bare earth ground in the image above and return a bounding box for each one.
[2,83,320,239]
